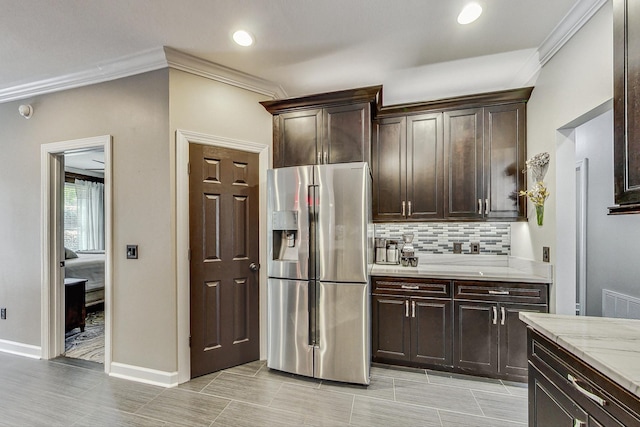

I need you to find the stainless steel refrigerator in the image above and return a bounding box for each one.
[267,162,372,385]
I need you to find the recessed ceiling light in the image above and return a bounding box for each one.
[233,30,254,47]
[457,2,483,25]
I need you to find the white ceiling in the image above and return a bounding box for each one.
[1,0,597,105]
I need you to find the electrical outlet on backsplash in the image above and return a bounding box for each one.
[374,222,511,255]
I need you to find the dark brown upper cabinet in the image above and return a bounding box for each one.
[372,113,444,221]
[260,85,382,168]
[373,87,531,222]
[611,0,640,214]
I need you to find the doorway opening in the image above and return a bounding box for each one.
[40,135,112,372]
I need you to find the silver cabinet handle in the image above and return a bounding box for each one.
[323,151,328,164]
[573,420,586,427]
[317,152,322,164]
[488,290,510,295]
[485,198,489,215]
[492,306,497,325]
[567,374,607,406]
[478,199,482,214]
[401,284,420,290]
[405,300,409,317]
[500,306,505,325]
[411,300,416,318]
[408,201,412,216]
[402,201,406,216]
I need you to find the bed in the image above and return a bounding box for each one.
[64,249,105,307]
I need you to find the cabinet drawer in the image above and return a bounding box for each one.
[529,330,640,427]
[372,276,451,298]
[454,281,548,304]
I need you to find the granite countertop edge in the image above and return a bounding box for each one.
[519,312,640,399]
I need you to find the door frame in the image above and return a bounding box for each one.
[176,129,269,383]
[40,135,113,370]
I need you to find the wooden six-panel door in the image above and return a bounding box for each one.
[189,143,260,378]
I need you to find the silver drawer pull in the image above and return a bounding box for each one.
[573,419,586,427]
[401,284,420,290]
[488,290,510,295]
[567,374,607,406]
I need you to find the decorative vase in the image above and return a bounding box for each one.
[535,204,544,226]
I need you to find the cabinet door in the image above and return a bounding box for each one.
[372,294,411,362]
[276,109,322,167]
[484,103,526,219]
[412,297,452,367]
[444,108,484,218]
[498,303,546,379]
[372,117,407,221]
[407,113,444,220]
[453,300,497,374]
[530,366,590,427]
[613,0,640,208]
[324,103,371,164]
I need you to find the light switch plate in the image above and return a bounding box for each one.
[127,245,138,259]
[542,246,550,263]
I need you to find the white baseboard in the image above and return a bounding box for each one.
[109,361,178,388]
[0,339,42,359]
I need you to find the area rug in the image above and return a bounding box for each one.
[64,310,104,364]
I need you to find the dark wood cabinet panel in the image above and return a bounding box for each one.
[276,109,322,167]
[324,103,371,164]
[407,113,444,220]
[444,108,484,218]
[612,0,640,212]
[484,103,526,219]
[372,294,411,362]
[453,300,497,375]
[530,368,589,427]
[372,117,407,220]
[412,298,452,366]
[499,303,546,378]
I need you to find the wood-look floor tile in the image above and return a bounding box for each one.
[472,389,528,423]
[502,380,529,397]
[222,359,265,377]
[426,369,510,394]
[350,395,442,427]
[319,374,395,401]
[76,406,172,426]
[254,365,321,388]
[201,372,283,406]
[178,370,221,392]
[135,388,230,427]
[394,378,483,415]
[269,383,354,425]
[0,390,92,426]
[79,376,164,413]
[370,365,429,382]
[439,409,527,427]
[212,400,305,427]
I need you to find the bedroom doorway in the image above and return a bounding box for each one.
[40,135,112,372]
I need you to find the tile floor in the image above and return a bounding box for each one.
[0,352,528,426]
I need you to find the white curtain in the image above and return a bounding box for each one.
[75,179,105,250]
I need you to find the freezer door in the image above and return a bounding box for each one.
[315,163,370,284]
[315,281,370,385]
[266,278,313,377]
[267,166,313,280]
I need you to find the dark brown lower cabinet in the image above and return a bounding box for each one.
[528,329,639,426]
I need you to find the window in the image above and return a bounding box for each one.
[64,182,80,251]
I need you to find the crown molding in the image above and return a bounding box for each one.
[538,0,608,66]
[163,47,286,99]
[0,46,286,104]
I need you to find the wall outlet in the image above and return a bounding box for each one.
[542,246,550,263]
[453,242,462,254]
[126,244,138,259]
[470,242,480,254]
[1,308,6,319]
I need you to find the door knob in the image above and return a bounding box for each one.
[249,262,260,272]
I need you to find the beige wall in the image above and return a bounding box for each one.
[512,2,613,313]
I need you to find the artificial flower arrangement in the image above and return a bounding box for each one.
[519,152,550,226]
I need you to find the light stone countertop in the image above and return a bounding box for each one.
[370,254,552,283]
[519,312,640,399]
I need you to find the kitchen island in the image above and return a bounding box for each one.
[520,312,640,426]
[371,254,552,382]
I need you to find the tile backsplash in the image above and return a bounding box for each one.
[374,222,511,255]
